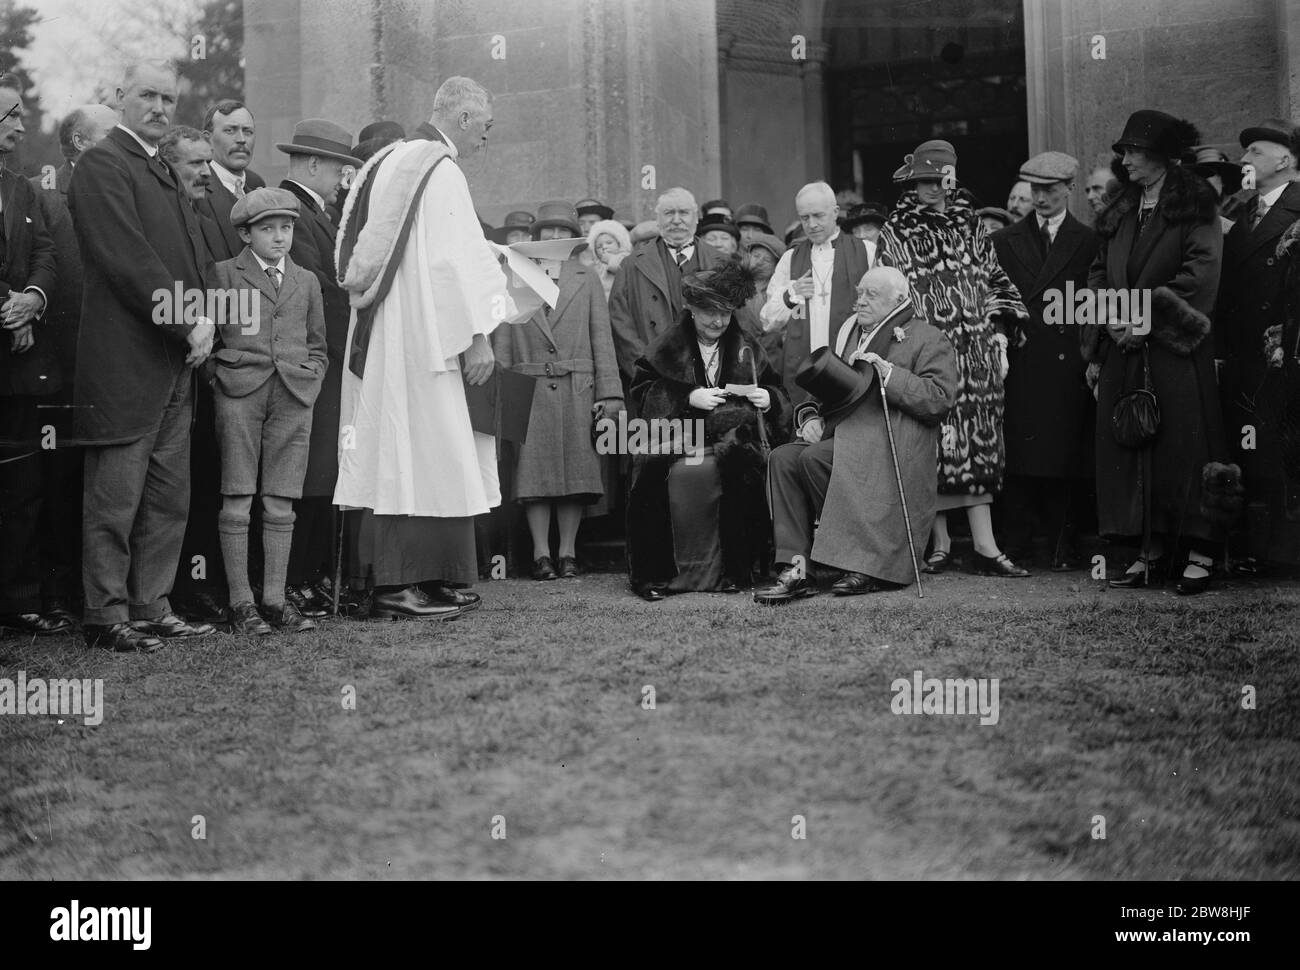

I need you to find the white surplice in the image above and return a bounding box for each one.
[334,137,515,516]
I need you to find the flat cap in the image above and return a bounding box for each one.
[1019,151,1079,185]
[230,186,301,228]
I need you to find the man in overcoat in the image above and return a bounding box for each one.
[756,267,958,601]
[1217,117,1300,565]
[993,151,1100,570]
[609,187,724,387]
[70,62,216,652]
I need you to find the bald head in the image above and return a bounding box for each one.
[59,103,118,162]
[795,181,838,245]
[656,187,698,246]
[854,266,911,328]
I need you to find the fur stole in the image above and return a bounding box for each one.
[1094,162,1219,239]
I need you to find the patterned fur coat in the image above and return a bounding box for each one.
[878,190,1029,495]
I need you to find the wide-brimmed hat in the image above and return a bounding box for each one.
[734,202,773,233]
[976,206,1014,228]
[490,210,536,244]
[795,346,876,419]
[841,202,887,231]
[575,198,615,221]
[696,212,740,243]
[892,139,957,183]
[744,232,786,262]
[532,200,580,238]
[1112,110,1199,160]
[1186,146,1243,190]
[276,119,362,167]
[681,259,757,311]
[1238,117,1300,152]
[230,186,300,227]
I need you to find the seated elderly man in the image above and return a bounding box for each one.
[625,261,791,600]
[755,266,958,601]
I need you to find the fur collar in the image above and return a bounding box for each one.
[888,188,981,235]
[335,138,454,308]
[1094,162,1219,239]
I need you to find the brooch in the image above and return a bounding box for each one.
[893,326,907,342]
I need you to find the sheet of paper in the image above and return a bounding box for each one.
[506,237,587,261]
[723,383,758,396]
[488,241,559,322]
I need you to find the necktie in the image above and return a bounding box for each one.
[266,266,280,293]
[1253,197,1269,231]
[1039,219,1053,255]
[234,178,245,199]
[675,247,688,268]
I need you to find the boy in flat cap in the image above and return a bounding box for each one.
[209,186,328,635]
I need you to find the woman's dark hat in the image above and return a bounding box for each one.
[531,200,580,238]
[892,139,957,183]
[696,212,741,243]
[841,202,887,231]
[734,202,773,234]
[1186,146,1243,192]
[1112,110,1200,160]
[682,258,757,310]
[575,198,615,220]
[358,120,405,143]
[795,346,876,418]
[490,210,536,244]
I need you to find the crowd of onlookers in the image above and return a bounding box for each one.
[1,58,1296,648]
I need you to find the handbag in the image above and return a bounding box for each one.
[1111,345,1161,449]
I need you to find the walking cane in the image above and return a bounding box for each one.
[868,358,924,598]
[738,345,771,457]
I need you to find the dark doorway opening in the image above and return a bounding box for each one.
[824,0,1028,210]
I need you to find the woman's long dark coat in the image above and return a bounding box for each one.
[626,311,791,585]
[1083,163,1228,544]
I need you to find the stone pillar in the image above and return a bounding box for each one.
[245,0,721,227]
[1025,0,1285,217]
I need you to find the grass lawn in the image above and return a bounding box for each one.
[2,570,1298,879]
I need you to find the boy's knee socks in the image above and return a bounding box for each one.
[218,508,254,607]
[260,509,297,610]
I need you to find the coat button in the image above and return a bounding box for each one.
[1058,353,1066,361]
[651,294,659,301]
[1267,257,1276,266]
[1262,302,1271,310]
[549,382,558,390]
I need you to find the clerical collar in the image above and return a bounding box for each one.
[284,179,326,213]
[812,229,841,251]
[115,123,158,157]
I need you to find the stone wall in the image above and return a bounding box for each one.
[245,0,722,228]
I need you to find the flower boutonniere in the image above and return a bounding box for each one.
[893,326,907,343]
